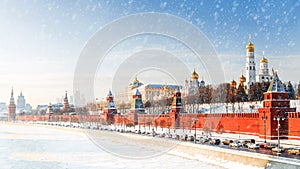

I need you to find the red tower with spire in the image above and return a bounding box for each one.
[62,91,72,113]
[169,87,182,128]
[8,88,16,121]
[258,72,296,140]
[128,89,145,124]
[101,90,117,124]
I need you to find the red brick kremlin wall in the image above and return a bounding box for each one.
[17,111,300,140]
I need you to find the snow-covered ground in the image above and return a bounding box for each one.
[0,122,225,169]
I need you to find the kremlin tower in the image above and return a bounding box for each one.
[62,91,72,113]
[245,35,256,90]
[258,72,296,140]
[128,89,145,124]
[101,90,117,124]
[170,87,182,128]
[8,88,16,121]
[45,103,53,121]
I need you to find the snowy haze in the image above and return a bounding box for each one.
[0,0,299,106]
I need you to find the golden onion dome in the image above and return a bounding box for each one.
[260,57,268,63]
[239,75,246,83]
[191,68,199,80]
[230,79,237,86]
[260,52,268,63]
[246,42,254,52]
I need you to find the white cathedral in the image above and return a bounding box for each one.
[182,68,205,96]
[245,35,273,91]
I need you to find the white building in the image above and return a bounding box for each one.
[256,51,273,83]
[245,35,256,89]
[182,68,205,97]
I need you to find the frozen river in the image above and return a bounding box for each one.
[0,123,224,169]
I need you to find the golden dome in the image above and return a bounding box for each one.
[230,79,237,86]
[260,52,268,63]
[191,68,199,80]
[260,57,268,63]
[239,74,246,83]
[246,42,254,52]
[239,74,246,86]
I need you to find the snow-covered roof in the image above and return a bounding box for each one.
[267,72,286,92]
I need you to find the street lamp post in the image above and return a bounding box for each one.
[238,125,240,139]
[273,115,285,151]
[168,116,170,135]
[193,117,198,144]
[261,113,268,143]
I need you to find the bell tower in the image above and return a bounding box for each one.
[245,34,256,91]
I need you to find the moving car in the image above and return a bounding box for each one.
[272,146,284,153]
[222,139,233,145]
[248,143,260,150]
[287,147,300,155]
[242,139,255,148]
[187,135,195,142]
[209,139,221,145]
[265,143,277,149]
[229,140,242,148]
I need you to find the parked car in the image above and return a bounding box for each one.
[196,136,203,142]
[181,134,188,141]
[209,139,221,145]
[248,143,260,150]
[158,133,165,138]
[272,146,284,153]
[286,147,300,155]
[242,139,255,148]
[187,136,195,142]
[265,143,277,149]
[200,137,211,144]
[259,142,268,148]
[165,134,172,139]
[229,140,242,148]
[172,134,180,140]
[222,139,233,145]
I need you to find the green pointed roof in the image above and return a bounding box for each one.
[267,72,286,92]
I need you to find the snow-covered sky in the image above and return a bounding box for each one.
[0,0,299,106]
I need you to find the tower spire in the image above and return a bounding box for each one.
[10,87,15,104]
[249,34,252,43]
[8,87,16,121]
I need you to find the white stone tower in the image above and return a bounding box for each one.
[245,34,256,89]
[257,51,272,82]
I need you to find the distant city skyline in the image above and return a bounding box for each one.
[0,0,299,106]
